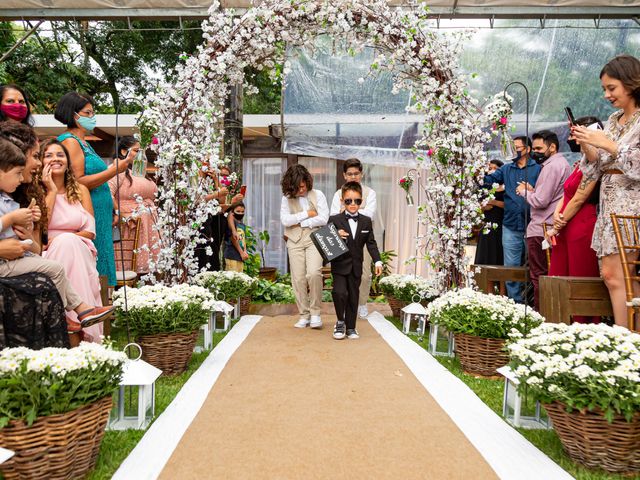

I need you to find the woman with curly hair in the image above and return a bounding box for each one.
[280,164,329,329]
[41,138,104,342]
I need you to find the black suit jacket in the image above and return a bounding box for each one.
[328,212,381,276]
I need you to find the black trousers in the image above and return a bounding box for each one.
[332,271,361,330]
[195,213,226,271]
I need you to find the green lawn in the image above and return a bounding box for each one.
[385,316,632,480]
[87,325,231,480]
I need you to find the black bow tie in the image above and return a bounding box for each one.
[346,213,359,220]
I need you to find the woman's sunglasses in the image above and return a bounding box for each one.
[344,198,362,205]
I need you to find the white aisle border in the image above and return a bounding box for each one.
[112,315,262,480]
[367,311,573,480]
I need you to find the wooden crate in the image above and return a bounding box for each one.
[539,276,613,324]
[473,265,529,296]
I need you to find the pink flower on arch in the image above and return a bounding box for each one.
[499,117,508,125]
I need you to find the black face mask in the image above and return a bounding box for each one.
[567,139,581,153]
[233,213,244,221]
[530,151,548,165]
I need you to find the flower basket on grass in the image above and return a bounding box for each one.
[427,288,543,377]
[508,323,640,474]
[195,271,257,317]
[0,343,126,480]
[114,284,215,375]
[379,274,440,318]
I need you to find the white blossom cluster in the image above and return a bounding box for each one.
[141,0,493,288]
[484,92,513,130]
[0,343,127,377]
[427,287,545,332]
[379,273,441,301]
[194,270,257,298]
[112,283,218,312]
[509,323,640,387]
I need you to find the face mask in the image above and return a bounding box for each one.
[530,151,548,165]
[512,150,522,161]
[76,114,96,132]
[1,104,28,121]
[233,213,244,221]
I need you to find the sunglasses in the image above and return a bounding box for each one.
[344,198,362,205]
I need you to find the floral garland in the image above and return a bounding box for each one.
[143,0,492,288]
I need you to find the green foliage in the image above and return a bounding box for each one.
[117,302,209,337]
[370,249,396,295]
[252,279,296,304]
[243,225,262,276]
[243,66,282,114]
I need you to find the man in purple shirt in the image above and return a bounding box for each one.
[516,130,571,311]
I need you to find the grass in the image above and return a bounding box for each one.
[86,324,231,480]
[385,316,634,480]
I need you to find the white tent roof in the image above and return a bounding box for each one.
[0,1,638,19]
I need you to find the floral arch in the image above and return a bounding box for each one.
[142,0,492,291]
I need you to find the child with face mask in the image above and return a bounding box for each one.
[224,201,249,272]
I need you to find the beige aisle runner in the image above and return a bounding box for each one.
[159,315,498,480]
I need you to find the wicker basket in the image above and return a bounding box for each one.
[0,396,112,480]
[229,296,251,316]
[138,330,199,376]
[453,333,509,377]
[544,402,640,474]
[387,296,408,318]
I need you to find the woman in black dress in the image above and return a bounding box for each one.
[475,160,505,266]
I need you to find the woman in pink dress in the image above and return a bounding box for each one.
[40,138,103,342]
[108,136,159,274]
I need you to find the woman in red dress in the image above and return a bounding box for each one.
[547,117,601,323]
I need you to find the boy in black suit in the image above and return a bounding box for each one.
[329,182,382,340]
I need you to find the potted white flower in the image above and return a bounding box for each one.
[427,288,544,376]
[379,274,440,318]
[508,323,640,474]
[0,343,126,479]
[113,284,216,375]
[195,271,257,316]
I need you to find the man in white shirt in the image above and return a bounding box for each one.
[329,158,377,318]
[280,164,329,329]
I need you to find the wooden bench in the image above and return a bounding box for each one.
[473,265,529,296]
[539,276,613,324]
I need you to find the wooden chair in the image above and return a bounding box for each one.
[610,213,640,331]
[114,216,141,288]
[473,264,529,296]
[541,223,553,271]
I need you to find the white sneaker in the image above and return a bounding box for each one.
[358,305,369,318]
[294,318,310,328]
[309,315,323,329]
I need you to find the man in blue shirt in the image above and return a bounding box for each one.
[483,136,541,303]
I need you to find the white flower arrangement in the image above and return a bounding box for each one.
[508,323,640,421]
[426,288,544,339]
[484,92,513,132]
[378,274,440,303]
[0,343,126,426]
[194,270,257,300]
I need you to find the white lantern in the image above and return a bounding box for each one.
[0,447,14,465]
[428,322,455,357]
[401,301,428,336]
[497,366,551,430]
[109,344,162,431]
[211,300,234,333]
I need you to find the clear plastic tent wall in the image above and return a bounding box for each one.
[282,20,640,166]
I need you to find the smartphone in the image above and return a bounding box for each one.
[564,107,576,126]
[240,185,247,196]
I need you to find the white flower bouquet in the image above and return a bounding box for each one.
[378,274,440,303]
[195,271,257,300]
[508,323,640,421]
[0,343,126,427]
[113,283,217,336]
[427,288,544,339]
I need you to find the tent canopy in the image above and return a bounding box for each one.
[0,1,639,20]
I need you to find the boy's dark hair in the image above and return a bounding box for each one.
[600,54,640,105]
[513,136,532,148]
[54,91,95,129]
[532,130,559,150]
[0,138,26,172]
[281,164,313,198]
[489,159,504,169]
[343,158,363,173]
[0,84,33,125]
[226,201,245,213]
[341,181,362,198]
[0,121,38,154]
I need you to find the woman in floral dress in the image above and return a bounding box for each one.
[574,54,640,327]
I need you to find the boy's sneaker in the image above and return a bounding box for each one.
[358,305,369,318]
[333,321,346,340]
[294,318,310,328]
[346,329,360,339]
[309,315,323,329]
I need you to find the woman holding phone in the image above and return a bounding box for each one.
[572,54,640,327]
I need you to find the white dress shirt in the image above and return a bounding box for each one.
[330,186,377,218]
[280,189,329,228]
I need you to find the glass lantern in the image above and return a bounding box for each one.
[497,366,551,430]
[401,298,428,336]
[427,322,455,357]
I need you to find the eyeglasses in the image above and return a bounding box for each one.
[76,109,95,117]
[344,198,362,205]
